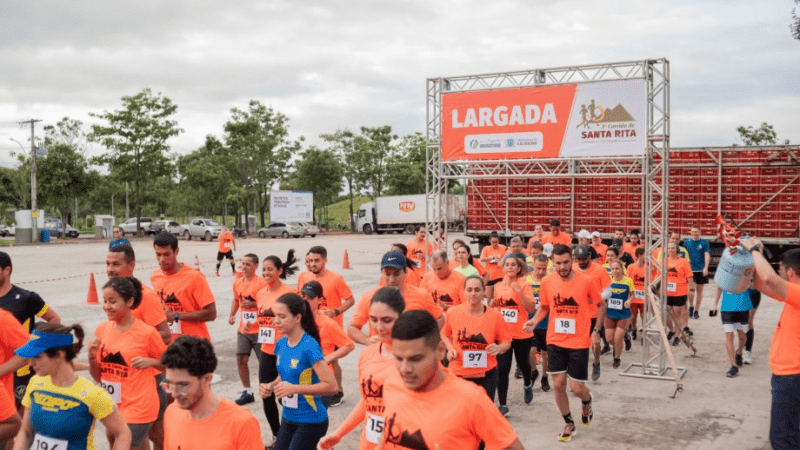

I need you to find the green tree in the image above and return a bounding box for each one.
[289,146,343,224]
[176,135,236,220]
[89,88,182,235]
[385,132,426,195]
[358,126,398,197]
[322,129,365,230]
[736,122,790,146]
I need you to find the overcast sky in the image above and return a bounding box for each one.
[1,0,798,169]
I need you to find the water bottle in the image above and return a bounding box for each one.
[714,244,755,294]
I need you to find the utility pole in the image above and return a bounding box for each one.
[19,119,42,242]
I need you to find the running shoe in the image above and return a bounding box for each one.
[531,368,540,386]
[727,366,739,378]
[542,377,551,392]
[667,331,675,341]
[689,307,695,318]
[215,271,220,277]
[558,423,577,442]
[672,337,680,346]
[693,310,700,320]
[624,332,632,351]
[581,393,594,425]
[591,364,601,381]
[330,391,344,407]
[514,366,523,379]
[632,329,637,341]
[683,327,694,337]
[498,405,510,417]
[613,358,621,369]
[234,390,255,405]
[743,351,752,365]
[601,344,612,355]
[735,353,743,367]
[524,383,533,404]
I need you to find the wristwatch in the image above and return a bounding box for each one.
[746,243,763,253]
[334,309,340,316]
[593,328,601,334]
[174,313,181,322]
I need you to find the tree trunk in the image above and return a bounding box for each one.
[347,178,355,231]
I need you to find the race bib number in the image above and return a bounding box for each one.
[608,297,624,310]
[667,282,677,293]
[281,394,298,409]
[635,290,645,299]
[501,308,518,324]
[168,321,181,334]
[258,327,275,344]
[366,414,385,444]
[555,318,576,334]
[242,311,257,324]
[463,351,487,368]
[33,434,69,450]
[100,379,122,404]
[224,242,231,248]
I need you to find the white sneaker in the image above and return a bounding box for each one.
[743,351,752,365]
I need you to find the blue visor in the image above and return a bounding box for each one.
[15,329,74,358]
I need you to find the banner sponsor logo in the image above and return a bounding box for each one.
[399,201,416,212]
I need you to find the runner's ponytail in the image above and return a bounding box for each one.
[37,322,85,361]
[277,293,321,344]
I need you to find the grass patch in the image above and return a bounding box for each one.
[318,196,372,228]
[0,239,14,246]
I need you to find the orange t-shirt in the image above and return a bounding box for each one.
[255,282,296,355]
[234,276,267,335]
[442,303,512,378]
[626,263,652,305]
[491,277,534,339]
[574,262,610,319]
[94,319,167,424]
[357,341,396,449]
[406,239,434,263]
[621,242,642,261]
[770,282,800,375]
[526,236,545,254]
[132,285,168,329]
[351,285,444,336]
[315,313,353,356]
[163,398,262,450]
[217,231,235,253]
[297,269,354,327]
[664,257,693,296]
[480,244,507,280]
[0,309,29,400]
[0,379,14,421]
[540,271,599,350]
[591,242,608,263]
[542,232,571,246]
[151,264,216,340]
[419,270,466,308]
[379,371,519,449]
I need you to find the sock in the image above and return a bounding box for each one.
[243,387,252,395]
[563,413,574,425]
[745,329,754,352]
[231,263,236,273]
[216,263,221,271]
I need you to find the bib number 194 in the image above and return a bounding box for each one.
[33,434,68,450]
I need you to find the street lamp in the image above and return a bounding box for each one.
[9,137,38,242]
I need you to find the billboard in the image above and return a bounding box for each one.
[269,191,313,222]
[441,79,646,160]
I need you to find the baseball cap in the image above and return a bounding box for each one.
[574,245,591,259]
[300,280,323,299]
[591,231,601,238]
[577,229,591,240]
[381,251,407,271]
[543,243,554,257]
[15,329,75,358]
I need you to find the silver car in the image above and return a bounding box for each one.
[299,222,319,238]
[257,222,305,239]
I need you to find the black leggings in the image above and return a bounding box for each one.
[274,419,329,450]
[497,338,533,405]
[465,367,498,402]
[259,352,281,437]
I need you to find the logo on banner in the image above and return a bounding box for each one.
[399,202,416,212]
[577,100,637,140]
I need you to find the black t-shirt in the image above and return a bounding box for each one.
[0,285,48,332]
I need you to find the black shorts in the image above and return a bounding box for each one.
[721,311,749,333]
[217,250,234,260]
[487,278,502,287]
[533,328,548,352]
[547,345,589,382]
[13,371,34,408]
[749,290,761,309]
[692,272,709,285]
[667,295,687,307]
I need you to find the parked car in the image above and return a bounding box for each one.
[181,218,223,241]
[43,221,80,238]
[257,222,305,239]
[152,220,181,236]
[0,224,8,237]
[118,217,154,236]
[299,222,319,238]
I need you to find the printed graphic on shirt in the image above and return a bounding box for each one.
[385,412,429,450]
[361,374,384,401]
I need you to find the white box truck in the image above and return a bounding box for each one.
[356,194,464,234]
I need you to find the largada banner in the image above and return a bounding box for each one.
[441,79,646,160]
[269,191,313,222]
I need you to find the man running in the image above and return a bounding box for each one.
[524,244,605,442]
[685,226,711,319]
[109,226,130,249]
[572,245,612,381]
[0,251,61,409]
[420,250,466,311]
[543,219,572,246]
[161,336,262,450]
[151,232,217,342]
[740,239,800,450]
[590,231,607,264]
[526,224,545,255]
[216,225,237,277]
[228,253,266,406]
[527,254,552,392]
[406,225,434,275]
[379,310,524,449]
[710,286,752,377]
[621,230,642,262]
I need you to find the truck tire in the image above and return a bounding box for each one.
[404,224,414,234]
[259,231,266,238]
[282,231,289,239]
[204,231,211,241]
[184,230,191,241]
[363,224,373,235]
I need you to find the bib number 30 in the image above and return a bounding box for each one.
[100,379,122,404]
[33,434,68,450]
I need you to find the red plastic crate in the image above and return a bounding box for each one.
[740,185,758,194]
[482,186,498,194]
[575,178,592,186]
[528,185,543,195]
[682,168,699,178]
[593,178,611,186]
[721,185,738,194]
[529,178,544,186]
[737,151,765,163]
[761,176,780,185]
[761,167,780,176]
[700,168,716,178]
[761,203,779,212]
[611,177,627,185]
[780,212,798,222]
[682,194,699,203]
[740,167,758,176]
[781,173,800,184]
[779,220,798,230]
[545,186,561,194]
[511,186,526,195]
[611,185,627,194]
[629,194,642,203]
[700,185,717,194]
[626,210,640,219]
[779,230,798,238]
[721,167,738,177]
[511,179,527,186]
[779,193,800,203]
[699,193,717,203]
[740,177,759,186]
[700,211,716,220]
[628,184,643,194]
[594,194,609,202]
[700,202,718,211]
[610,194,627,202]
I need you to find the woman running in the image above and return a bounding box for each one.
[491,254,535,417]
[14,323,131,450]
[260,293,338,450]
[317,286,406,450]
[451,239,486,276]
[605,261,634,368]
[603,247,625,276]
[89,277,167,450]
[442,276,511,401]
[452,244,481,278]
[256,250,299,448]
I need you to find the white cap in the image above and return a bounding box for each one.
[578,229,591,239]
[543,243,554,257]
[591,231,601,238]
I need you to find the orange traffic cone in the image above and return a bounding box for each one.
[194,255,202,273]
[86,273,99,305]
[342,250,351,270]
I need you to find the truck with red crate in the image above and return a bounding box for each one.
[464,145,800,257]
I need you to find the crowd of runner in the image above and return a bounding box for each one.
[0,220,798,450]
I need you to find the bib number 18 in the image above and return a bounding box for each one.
[555,318,576,334]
